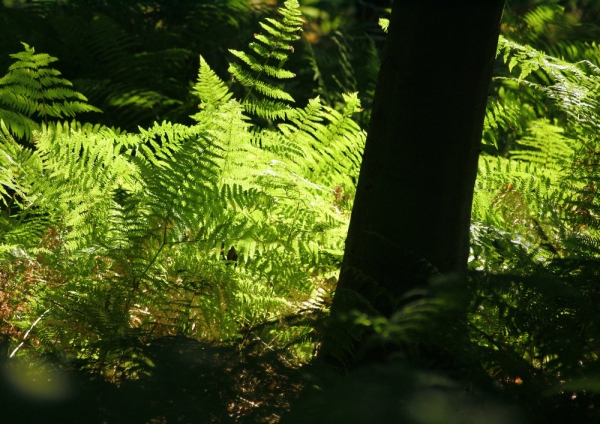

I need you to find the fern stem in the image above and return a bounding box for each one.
[125,217,170,315]
[242,48,275,105]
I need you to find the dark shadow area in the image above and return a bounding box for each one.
[0,335,307,423]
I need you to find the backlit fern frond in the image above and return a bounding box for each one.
[228,0,303,121]
[0,1,368,379]
[509,119,574,169]
[496,36,600,128]
[472,153,567,266]
[310,93,364,184]
[192,56,233,111]
[135,120,224,238]
[482,97,524,150]
[0,122,50,257]
[0,122,40,209]
[278,93,366,200]
[482,36,600,253]
[479,37,600,220]
[0,43,100,139]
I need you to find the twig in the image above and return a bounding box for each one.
[9,308,51,358]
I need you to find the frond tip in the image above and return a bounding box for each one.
[192,56,233,111]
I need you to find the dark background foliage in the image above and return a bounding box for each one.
[0,0,388,131]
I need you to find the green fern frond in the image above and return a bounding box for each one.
[310,93,365,181]
[135,121,223,231]
[0,43,100,140]
[243,99,297,120]
[250,127,306,159]
[278,93,365,190]
[472,153,565,262]
[229,50,296,80]
[0,111,37,140]
[0,122,41,204]
[510,119,574,169]
[230,63,295,102]
[497,36,600,109]
[192,56,233,111]
[228,0,303,120]
[482,98,523,149]
[277,101,317,151]
[480,36,600,260]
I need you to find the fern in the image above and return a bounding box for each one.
[228,0,303,121]
[509,119,574,169]
[475,35,600,261]
[468,27,600,411]
[0,43,100,140]
[0,0,367,376]
[482,97,525,151]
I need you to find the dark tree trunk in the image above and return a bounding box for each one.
[322,0,504,364]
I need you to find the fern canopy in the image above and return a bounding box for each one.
[0,0,365,376]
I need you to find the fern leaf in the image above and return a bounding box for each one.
[229,50,295,79]
[0,43,100,139]
[229,63,294,101]
[192,56,232,110]
[510,119,574,169]
[227,0,303,120]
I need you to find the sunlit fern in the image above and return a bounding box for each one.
[0,0,365,375]
[0,43,100,140]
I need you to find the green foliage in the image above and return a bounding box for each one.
[509,119,574,168]
[475,34,600,259]
[468,22,600,422]
[0,0,366,386]
[0,0,261,131]
[3,1,600,422]
[228,0,303,121]
[0,43,100,139]
[482,98,525,150]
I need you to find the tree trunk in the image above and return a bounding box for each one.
[323,0,504,364]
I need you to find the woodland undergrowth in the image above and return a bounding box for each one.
[1,1,600,423]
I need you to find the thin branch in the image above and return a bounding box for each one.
[9,308,51,358]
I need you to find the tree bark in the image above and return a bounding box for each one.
[323,0,504,362]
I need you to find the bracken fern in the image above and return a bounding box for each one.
[0,0,366,377]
